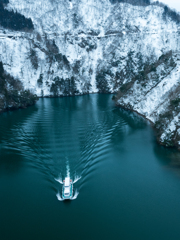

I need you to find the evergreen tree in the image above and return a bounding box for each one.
[0,0,34,31]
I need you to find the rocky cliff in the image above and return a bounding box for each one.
[0,0,180,148]
[0,61,38,113]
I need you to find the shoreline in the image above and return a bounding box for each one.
[1,92,179,151]
[114,101,180,151]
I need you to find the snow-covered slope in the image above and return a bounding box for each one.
[0,0,179,96]
[1,0,180,148]
[115,50,180,149]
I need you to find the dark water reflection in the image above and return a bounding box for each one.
[0,94,180,240]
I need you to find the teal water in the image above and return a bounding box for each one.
[1,94,180,240]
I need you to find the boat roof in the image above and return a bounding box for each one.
[65,177,70,186]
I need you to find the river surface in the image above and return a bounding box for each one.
[1,94,180,240]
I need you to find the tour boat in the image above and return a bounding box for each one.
[62,177,73,200]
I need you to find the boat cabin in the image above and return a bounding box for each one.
[65,177,70,187]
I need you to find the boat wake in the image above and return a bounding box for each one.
[71,189,79,200]
[73,175,81,184]
[56,192,64,201]
[55,176,63,184]
[55,174,81,185]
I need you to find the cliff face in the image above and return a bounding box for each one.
[0,62,38,113]
[114,50,180,149]
[0,0,179,96]
[0,0,180,148]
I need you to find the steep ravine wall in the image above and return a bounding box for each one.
[0,0,180,96]
[114,50,180,149]
[0,61,38,113]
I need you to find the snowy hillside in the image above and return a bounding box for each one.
[115,50,180,149]
[0,0,179,96]
[0,0,180,148]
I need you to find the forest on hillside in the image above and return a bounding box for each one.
[110,0,180,23]
[0,0,33,31]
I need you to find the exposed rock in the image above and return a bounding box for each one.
[0,61,38,113]
[114,51,180,149]
[0,0,179,97]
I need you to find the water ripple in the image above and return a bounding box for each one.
[0,95,129,200]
